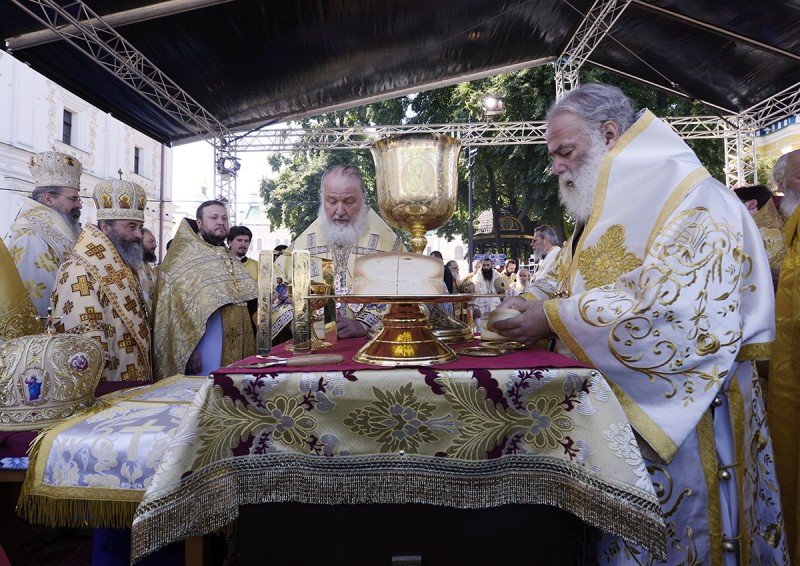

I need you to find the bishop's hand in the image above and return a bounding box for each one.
[491,298,554,346]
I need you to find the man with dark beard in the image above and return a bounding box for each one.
[50,178,152,382]
[152,201,257,379]
[468,258,505,334]
[4,151,83,318]
[492,83,786,564]
[274,165,402,340]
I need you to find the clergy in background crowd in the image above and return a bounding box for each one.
[733,184,785,288]
[138,227,158,314]
[494,83,786,564]
[153,201,257,379]
[50,178,151,382]
[4,151,83,317]
[274,165,402,341]
[227,225,259,280]
[530,225,561,283]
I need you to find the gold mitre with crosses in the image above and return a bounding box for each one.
[0,332,105,431]
[93,174,147,222]
[28,150,82,189]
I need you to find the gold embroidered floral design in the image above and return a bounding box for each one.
[579,208,746,401]
[578,224,643,290]
[440,375,573,460]
[194,385,316,468]
[343,383,442,453]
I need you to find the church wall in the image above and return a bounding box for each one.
[0,51,174,260]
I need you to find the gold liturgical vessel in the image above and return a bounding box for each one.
[352,133,471,366]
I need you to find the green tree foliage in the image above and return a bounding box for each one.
[260,64,729,250]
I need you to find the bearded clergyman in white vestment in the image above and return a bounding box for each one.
[493,84,787,564]
[4,151,83,317]
[272,165,403,341]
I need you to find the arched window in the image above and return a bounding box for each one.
[454,246,463,259]
[257,238,262,251]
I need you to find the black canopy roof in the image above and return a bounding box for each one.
[2,0,798,146]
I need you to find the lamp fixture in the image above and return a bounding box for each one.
[481,93,505,116]
[217,155,241,176]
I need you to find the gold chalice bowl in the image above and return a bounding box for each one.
[353,133,469,366]
[372,133,460,254]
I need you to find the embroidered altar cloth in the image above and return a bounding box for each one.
[131,342,666,562]
[18,375,204,528]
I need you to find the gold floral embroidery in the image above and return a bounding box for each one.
[579,208,746,402]
[578,225,643,290]
[343,383,442,453]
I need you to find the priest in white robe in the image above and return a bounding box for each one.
[494,83,786,564]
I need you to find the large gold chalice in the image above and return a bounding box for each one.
[352,133,471,366]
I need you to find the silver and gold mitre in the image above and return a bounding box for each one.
[0,333,105,431]
[93,177,147,222]
[28,150,82,189]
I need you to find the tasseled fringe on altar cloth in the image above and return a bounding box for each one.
[131,453,667,563]
[17,398,139,529]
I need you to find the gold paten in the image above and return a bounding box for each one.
[353,302,457,366]
[428,302,475,343]
[322,295,474,366]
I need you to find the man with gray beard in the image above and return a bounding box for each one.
[493,83,786,564]
[4,151,84,317]
[274,165,403,340]
[767,148,800,562]
[50,178,152,382]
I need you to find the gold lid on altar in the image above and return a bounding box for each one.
[93,173,147,222]
[28,151,82,189]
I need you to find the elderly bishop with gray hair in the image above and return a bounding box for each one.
[492,83,786,564]
[4,151,84,317]
[273,165,403,341]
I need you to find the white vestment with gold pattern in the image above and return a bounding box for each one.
[272,209,403,338]
[4,198,77,317]
[50,224,152,382]
[534,111,786,564]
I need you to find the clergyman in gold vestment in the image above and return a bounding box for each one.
[153,201,257,380]
[768,148,800,564]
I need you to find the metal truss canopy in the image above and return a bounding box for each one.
[230,116,747,152]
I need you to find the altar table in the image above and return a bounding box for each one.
[130,339,666,563]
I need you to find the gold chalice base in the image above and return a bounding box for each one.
[354,302,457,366]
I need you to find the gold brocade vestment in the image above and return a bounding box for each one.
[0,239,42,339]
[50,224,151,381]
[4,198,77,317]
[152,220,257,380]
[768,203,800,564]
